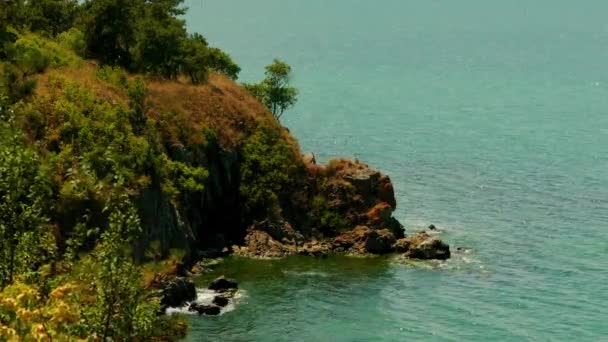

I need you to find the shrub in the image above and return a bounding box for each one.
[0,126,54,287]
[57,28,86,57]
[206,47,240,80]
[310,195,347,237]
[240,123,302,217]
[96,64,128,88]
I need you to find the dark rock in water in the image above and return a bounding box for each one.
[161,277,196,308]
[189,303,221,316]
[405,233,451,260]
[396,232,451,260]
[208,276,238,292]
[212,295,230,307]
[428,224,437,231]
[364,229,396,254]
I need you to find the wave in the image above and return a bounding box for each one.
[165,288,247,316]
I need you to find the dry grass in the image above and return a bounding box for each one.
[35,61,128,108]
[34,65,302,152]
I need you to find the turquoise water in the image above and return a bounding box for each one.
[183,1,608,340]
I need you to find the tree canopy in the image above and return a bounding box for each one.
[244,59,298,121]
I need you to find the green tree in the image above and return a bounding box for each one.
[240,123,302,216]
[132,0,187,78]
[181,34,240,83]
[205,47,240,80]
[181,33,209,84]
[20,0,81,36]
[244,59,297,121]
[81,195,160,340]
[81,0,139,67]
[0,126,52,288]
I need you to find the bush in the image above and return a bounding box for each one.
[206,47,240,80]
[310,195,347,237]
[57,28,86,57]
[240,123,302,217]
[96,64,128,88]
[0,126,54,287]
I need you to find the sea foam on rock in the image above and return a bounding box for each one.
[160,277,196,309]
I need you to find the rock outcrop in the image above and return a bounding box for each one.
[227,158,451,260]
[160,277,196,309]
[393,232,451,260]
[208,276,238,292]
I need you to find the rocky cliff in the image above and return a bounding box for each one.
[24,63,449,263]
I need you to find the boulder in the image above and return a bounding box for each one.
[161,278,196,308]
[212,295,230,307]
[333,226,396,255]
[364,229,396,254]
[401,232,451,260]
[235,229,294,258]
[189,303,221,316]
[208,276,238,292]
[298,241,332,257]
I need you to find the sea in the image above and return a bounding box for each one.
[180,1,608,340]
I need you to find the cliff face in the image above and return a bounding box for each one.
[22,63,448,262]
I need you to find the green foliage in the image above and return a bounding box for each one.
[127,76,149,134]
[240,123,302,217]
[81,0,138,66]
[79,196,158,340]
[18,0,81,36]
[132,0,187,78]
[243,59,298,121]
[181,33,240,83]
[57,28,86,57]
[1,32,82,103]
[13,36,51,74]
[79,0,238,81]
[0,127,53,287]
[310,195,347,237]
[206,47,240,80]
[159,155,209,199]
[0,27,17,60]
[181,33,209,84]
[96,64,128,88]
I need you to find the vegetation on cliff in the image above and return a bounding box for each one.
[0,0,445,340]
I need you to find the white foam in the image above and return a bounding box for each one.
[165,287,247,316]
[283,270,330,278]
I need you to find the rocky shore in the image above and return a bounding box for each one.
[154,156,452,313]
[231,157,451,260]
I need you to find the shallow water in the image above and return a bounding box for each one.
[183,0,608,340]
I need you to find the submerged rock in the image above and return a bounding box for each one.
[208,276,238,292]
[189,303,221,316]
[212,295,230,307]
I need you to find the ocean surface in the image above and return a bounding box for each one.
[182,1,608,340]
